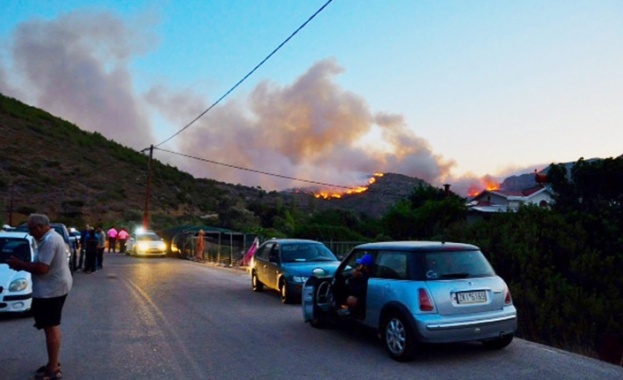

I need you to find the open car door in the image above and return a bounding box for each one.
[302,276,334,327]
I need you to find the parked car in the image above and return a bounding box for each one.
[14,222,77,273]
[251,238,341,304]
[302,241,517,361]
[126,230,167,257]
[0,231,36,314]
[68,227,81,251]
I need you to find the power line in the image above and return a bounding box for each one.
[155,147,359,190]
[154,0,334,148]
[154,147,462,199]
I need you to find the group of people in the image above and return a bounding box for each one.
[105,226,130,254]
[75,225,130,273]
[77,224,105,274]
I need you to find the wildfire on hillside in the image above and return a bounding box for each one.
[467,176,500,198]
[314,173,384,199]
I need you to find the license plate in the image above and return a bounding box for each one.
[456,291,487,304]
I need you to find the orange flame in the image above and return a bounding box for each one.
[467,176,500,197]
[314,173,383,199]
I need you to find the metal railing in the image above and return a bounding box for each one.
[171,230,365,267]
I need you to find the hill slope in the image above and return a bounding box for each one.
[0,94,427,229]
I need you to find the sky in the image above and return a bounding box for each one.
[1,0,622,197]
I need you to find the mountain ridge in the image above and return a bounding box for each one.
[0,94,427,228]
[4,93,614,229]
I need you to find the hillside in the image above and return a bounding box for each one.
[291,173,428,217]
[0,94,425,229]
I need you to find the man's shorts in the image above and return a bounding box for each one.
[32,295,67,330]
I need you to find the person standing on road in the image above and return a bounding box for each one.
[84,228,98,274]
[96,226,106,269]
[107,226,118,253]
[196,229,205,261]
[78,223,90,271]
[117,227,130,254]
[7,213,72,380]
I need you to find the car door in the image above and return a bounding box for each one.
[264,244,281,290]
[254,242,275,289]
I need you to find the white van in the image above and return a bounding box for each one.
[0,231,36,313]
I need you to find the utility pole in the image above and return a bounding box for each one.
[142,145,154,230]
[8,182,14,226]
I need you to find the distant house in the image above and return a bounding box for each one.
[467,186,554,219]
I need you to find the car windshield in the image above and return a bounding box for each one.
[0,238,32,263]
[280,243,337,263]
[422,249,495,280]
[137,233,161,242]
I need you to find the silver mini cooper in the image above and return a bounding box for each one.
[302,241,517,361]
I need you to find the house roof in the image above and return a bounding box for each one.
[469,185,553,202]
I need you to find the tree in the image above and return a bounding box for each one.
[383,185,467,240]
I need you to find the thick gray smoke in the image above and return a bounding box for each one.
[6,11,155,150]
[1,10,486,194]
[171,59,456,190]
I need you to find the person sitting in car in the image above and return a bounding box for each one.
[340,254,374,317]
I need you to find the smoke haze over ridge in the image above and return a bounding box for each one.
[0,8,544,196]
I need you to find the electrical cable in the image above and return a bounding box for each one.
[154,147,455,199]
[155,147,357,190]
[153,0,334,149]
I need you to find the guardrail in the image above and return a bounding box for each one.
[171,231,365,267]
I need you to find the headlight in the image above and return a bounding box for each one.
[292,276,308,283]
[9,278,28,292]
[137,242,149,252]
[158,242,166,251]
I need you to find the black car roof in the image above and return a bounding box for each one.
[353,241,479,252]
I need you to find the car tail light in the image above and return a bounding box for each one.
[504,287,513,305]
[418,288,434,311]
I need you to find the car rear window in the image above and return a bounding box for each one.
[419,249,495,280]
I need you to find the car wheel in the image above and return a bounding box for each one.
[482,334,514,349]
[252,271,264,292]
[382,312,416,362]
[280,280,293,304]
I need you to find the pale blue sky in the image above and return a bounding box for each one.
[2,1,622,196]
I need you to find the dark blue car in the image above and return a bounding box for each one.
[251,239,340,304]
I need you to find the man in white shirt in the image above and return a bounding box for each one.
[8,213,72,380]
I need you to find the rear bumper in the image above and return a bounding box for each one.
[414,307,517,343]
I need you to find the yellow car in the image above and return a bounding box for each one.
[127,230,167,257]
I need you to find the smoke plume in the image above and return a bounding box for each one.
[2,10,488,195]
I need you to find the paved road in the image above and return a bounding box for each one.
[1,254,622,380]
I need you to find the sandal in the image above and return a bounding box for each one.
[35,366,62,380]
[35,364,60,376]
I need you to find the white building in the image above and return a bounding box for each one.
[467,186,555,214]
